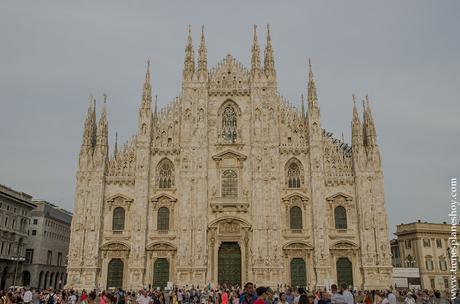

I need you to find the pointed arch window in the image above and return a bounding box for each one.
[157,159,174,189]
[112,207,125,231]
[334,206,347,229]
[222,170,238,198]
[290,206,303,230]
[222,106,237,143]
[287,162,301,188]
[157,207,170,231]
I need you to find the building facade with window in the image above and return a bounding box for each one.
[23,200,72,289]
[390,221,460,291]
[0,184,36,290]
[67,26,392,291]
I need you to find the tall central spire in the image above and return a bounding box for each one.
[251,24,261,76]
[264,24,275,77]
[141,59,152,109]
[307,59,318,108]
[197,25,207,76]
[183,24,195,79]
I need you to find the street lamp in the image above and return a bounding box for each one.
[12,239,25,288]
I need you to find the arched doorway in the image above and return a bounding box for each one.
[153,258,169,289]
[44,271,49,289]
[107,258,124,289]
[336,257,353,287]
[0,267,7,290]
[22,271,31,286]
[290,258,307,288]
[218,242,241,287]
[38,271,44,289]
[54,272,59,289]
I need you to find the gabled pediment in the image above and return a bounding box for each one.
[106,193,133,203]
[330,240,359,250]
[146,241,177,251]
[100,241,130,251]
[282,241,314,251]
[212,150,247,161]
[326,192,353,201]
[282,192,309,202]
[151,193,177,202]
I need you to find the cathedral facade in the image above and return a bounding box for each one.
[67,25,392,291]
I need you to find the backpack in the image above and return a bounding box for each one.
[47,294,55,304]
[118,291,126,304]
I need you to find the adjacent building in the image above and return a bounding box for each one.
[67,25,392,291]
[391,220,459,291]
[23,200,72,289]
[0,184,36,289]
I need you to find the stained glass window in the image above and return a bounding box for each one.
[290,206,303,230]
[222,106,237,143]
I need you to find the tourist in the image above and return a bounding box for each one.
[330,285,345,304]
[386,289,396,304]
[340,284,353,304]
[137,290,152,304]
[285,289,294,304]
[404,292,415,304]
[254,287,269,304]
[222,290,229,304]
[279,293,288,304]
[240,283,258,304]
[24,287,33,304]
[296,288,307,304]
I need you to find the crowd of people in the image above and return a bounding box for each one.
[1,282,459,304]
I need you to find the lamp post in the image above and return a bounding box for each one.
[12,239,24,288]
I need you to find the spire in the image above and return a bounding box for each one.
[301,94,305,120]
[351,93,363,146]
[307,58,318,108]
[154,95,158,118]
[251,24,261,75]
[197,25,207,75]
[363,94,377,146]
[141,59,152,108]
[113,132,118,157]
[183,24,195,79]
[82,95,96,148]
[263,24,275,77]
[96,94,108,148]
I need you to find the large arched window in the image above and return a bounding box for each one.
[334,206,347,229]
[287,162,301,188]
[290,206,303,230]
[222,106,237,143]
[222,170,238,198]
[157,159,174,189]
[112,207,125,231]
[157,207,170,231]
[107,258,124,289]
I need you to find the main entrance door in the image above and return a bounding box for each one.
[153,258,169,289]
[336,257,353,287]
[218,242,241,286]
[290,258,307,288]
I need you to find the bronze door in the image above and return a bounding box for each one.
[218,242,241,287]
[290,258,307,288]
[153,258,169,288]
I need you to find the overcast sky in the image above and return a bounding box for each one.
[0,1,459,236]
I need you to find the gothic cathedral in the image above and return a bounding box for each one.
[67,25,392,291]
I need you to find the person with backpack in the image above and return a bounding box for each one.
[46,289,57,304]
[117,288,127,304]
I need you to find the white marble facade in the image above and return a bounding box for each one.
[67,25,392,291]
